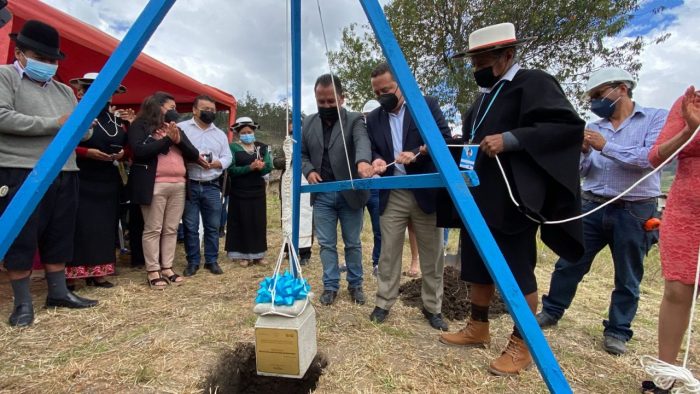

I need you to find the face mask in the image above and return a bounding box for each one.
[590,87,621,119]
[199,110,216,125]
[23,56,58,82]
[164,108,180,123]
[473,66,500,89]
[378,92,399,112]
[318,106,339,122]
[240,134,255,144]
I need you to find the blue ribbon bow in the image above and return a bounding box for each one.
[255,271,311,306]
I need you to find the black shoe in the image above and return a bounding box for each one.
[319,290,337,306]
[9,303,34,327]
[369,306,389,323]
[299,258,310,266]
[348,287,366,305]
[46,291,98,309]
[422,309,449,331]
[535,311,559,329]
[183,265,199,277]
[603,335,627,355]
[86,278,114,288]
[204,263,223,275]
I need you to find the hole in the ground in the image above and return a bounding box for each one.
[399,266,507,320]
[202,342,328,394]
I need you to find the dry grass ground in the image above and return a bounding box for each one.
[0,190,697,393]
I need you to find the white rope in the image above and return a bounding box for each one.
[315,0,355,189]
[260,235,311,318]
[285,0,290,135]
[446,123,700,225]
[640,245,700,394]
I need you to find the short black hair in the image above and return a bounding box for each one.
[314,73,343,95]
[370,62,392,79]
[193,94,215,108]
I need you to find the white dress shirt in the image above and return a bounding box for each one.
[178,118,232,181]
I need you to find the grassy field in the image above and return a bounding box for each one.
[0,188,696,393]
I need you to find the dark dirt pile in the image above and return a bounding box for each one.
[399,266,507,320]
[202,342,328,394]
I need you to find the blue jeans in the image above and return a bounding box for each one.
[182,181,222,267]
[313,191,364,291]
[542,199,657,341]
[220,196,229,229]
[366,189,381,266]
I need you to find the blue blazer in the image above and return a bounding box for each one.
[365,95,451,215]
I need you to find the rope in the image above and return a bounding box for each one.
[259,234,311,318]
[446,123,700,225]
[315,0,355,189]
[640,245,700,394]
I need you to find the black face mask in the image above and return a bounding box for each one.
[318,107,339,122]
[473,66,500,89]
[378,92,399,112]
[199,110,216,125]
[164,108,180,123]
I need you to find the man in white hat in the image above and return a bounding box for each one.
[437,22,585,375]
[537,67,668,355]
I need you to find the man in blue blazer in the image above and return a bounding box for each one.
[366,62,451,331]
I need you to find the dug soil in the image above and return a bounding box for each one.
[203,342,328,394]
[399,266,507,320]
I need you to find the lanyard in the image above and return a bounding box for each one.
[470,81,505,143]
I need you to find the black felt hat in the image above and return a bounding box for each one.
[9,20,65,60]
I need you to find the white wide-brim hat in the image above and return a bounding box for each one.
[231,116,259,132]
[452,22,535,59]
[69,72,127,94]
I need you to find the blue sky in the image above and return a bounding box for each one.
[40,0,700,119]
[625,0,683,36]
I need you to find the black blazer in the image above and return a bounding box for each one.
[127,117,200,205]
[365,95,451,214]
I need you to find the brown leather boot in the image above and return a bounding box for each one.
[488,335,533,376]
[438,319,490,347]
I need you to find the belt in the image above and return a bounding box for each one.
[582,191,656,206]
[189,179,219,186]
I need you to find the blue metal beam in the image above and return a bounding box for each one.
[0,0,176,260]
[300,170,479,193]
[290,0,302,277]
[359,1,571,392]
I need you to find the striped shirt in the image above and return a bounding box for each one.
[580,103,668,200]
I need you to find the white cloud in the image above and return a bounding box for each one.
[38,0,698,119]
[40,0,384,118]
[634,0,700,110]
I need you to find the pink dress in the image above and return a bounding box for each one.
[649,97,700,284]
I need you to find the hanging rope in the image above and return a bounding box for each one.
[315,0,355,189]
[445,122,700,225]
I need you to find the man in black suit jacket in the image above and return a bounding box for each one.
[301,74,374,306]
[365,62,451,331]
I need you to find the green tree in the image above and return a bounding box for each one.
[330,0,667,119]
[234,92,292,149]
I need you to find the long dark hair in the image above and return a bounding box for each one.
[135,91,175,132]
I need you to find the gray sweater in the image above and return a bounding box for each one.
[0,64,79,171]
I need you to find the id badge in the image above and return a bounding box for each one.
[460,144,479,170]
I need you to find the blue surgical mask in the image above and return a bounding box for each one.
[240,134,256,144]
[590,87,621,119]
[23,57,58,82]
